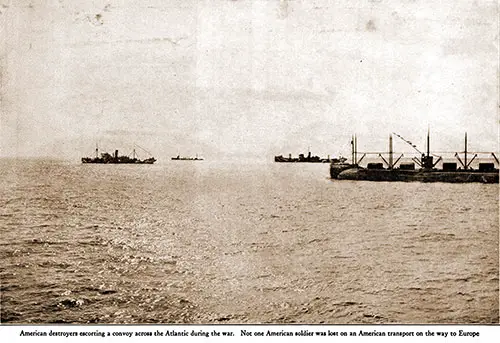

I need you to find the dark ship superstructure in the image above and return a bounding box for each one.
[82,145,156,164]
[330,132,498,183]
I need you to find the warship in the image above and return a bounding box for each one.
[275,151,346,163]
[330,132,499,184]
[81,145,156,164]
[171,155,204,161]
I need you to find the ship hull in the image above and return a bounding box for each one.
[330,163,357,178]
[334,167,499,184]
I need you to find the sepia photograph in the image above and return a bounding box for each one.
[1,0,498,330]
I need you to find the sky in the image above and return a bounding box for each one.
[1,0,498,161]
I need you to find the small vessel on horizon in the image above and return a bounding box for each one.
[81,144,156,164]
[275,151,346,163]
[330,132,499,183]
[171,155,204,161]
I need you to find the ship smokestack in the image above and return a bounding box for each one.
[115,150,119,159]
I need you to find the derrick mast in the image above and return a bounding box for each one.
[388,134,393,169]
[421,129,434,170]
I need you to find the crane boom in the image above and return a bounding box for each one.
[392,132,422,154]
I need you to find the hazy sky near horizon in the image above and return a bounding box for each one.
[1,0,498,160]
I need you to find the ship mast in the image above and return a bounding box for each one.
[423,129,432,170]
[379,134,402,169]
[351,135,355,165]
[354,135,357,165]
[389,134,393,169]
[427,129,430,158]
[95,143,99,158]
[464,132,468,170]
[455,132,477,170]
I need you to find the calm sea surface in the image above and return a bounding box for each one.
[1,159,498,324]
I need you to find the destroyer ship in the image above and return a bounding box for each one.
[330,132,498,183]
[171,155,204,161]
[82,145,156,164]
[275,151,346,163]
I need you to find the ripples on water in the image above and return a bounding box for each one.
[0,159,498,323]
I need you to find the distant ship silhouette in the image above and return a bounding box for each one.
[171,154,204,161]
[82,144,156,164]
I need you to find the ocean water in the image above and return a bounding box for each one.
[0,159,498,324]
